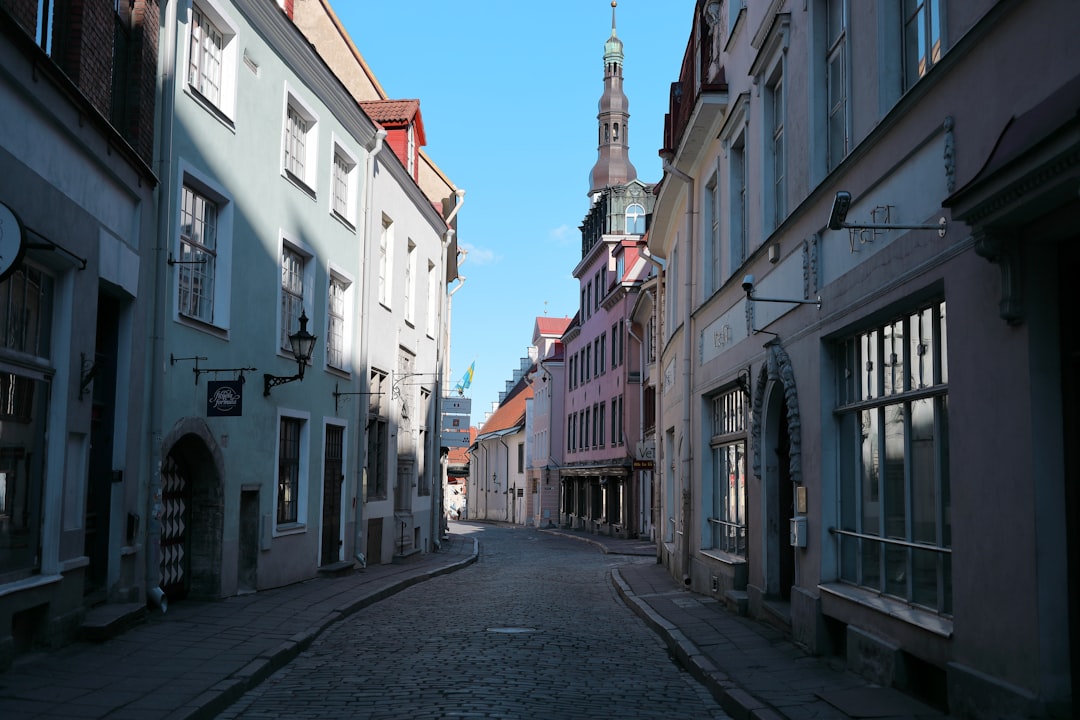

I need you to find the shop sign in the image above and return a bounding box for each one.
[207,380,243,417]
[0,202,28,283]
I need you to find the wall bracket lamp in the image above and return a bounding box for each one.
[743,275,821,310]
[263,310,317,396]
[828,191,947,238]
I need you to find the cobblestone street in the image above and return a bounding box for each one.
[217,523,730,719]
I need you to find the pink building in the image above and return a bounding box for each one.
[558,4,656,539]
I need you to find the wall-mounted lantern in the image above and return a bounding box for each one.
[263,310,317,396]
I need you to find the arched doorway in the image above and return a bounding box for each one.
[752,342,803,615]
[160,420,224,600]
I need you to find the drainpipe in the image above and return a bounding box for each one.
[145,0,179,612]
[431,190,464,549]
[662,155,695,587]
[355,127,387,564]
[500,438,510,523]
[627,323,646,537]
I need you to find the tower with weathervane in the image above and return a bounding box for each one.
[557,1,657,540]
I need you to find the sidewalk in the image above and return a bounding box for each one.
[0,532,477,720]
[543,527,948,720]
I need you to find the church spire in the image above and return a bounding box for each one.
[588,1,637,195]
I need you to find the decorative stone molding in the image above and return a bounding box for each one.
[750,342,803,485]
[944,116,956,194]
[972,228,1023,325]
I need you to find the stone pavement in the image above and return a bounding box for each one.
[1,524,951,720]
[0,532,477,720]
[543,527,949,720]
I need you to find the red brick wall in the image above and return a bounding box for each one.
[0,0,39,36]
[57,0,115,117]
[126,0,159,164]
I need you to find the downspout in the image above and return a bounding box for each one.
[500,438,510,523]
[431,189,464,549]
[662,156,695,587]
[355,127,387,564]
[146,0,179,611]
[627,323,646,537]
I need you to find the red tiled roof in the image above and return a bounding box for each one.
[479,380,533,436]
[359,99,420,125]
[536,316,572,337]
[359,99,426,147]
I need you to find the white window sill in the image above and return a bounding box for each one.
[273,523,306,538]
[0,573,62,599]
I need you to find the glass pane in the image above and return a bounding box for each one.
[861,330,878,400]
[910,307,931,390]
[884,543,907,597]
[910,398,936,544]
[861,538,881,589]
[930,0,942,63]
[839,337,856,405]
[938,301,948,385]
[940,396,951,547]
[827,0,844,44]
[912,547,938,608]
[883,320,904,395]
[860,409,880,531]
[883,403,906,540]
[840,534,857,582]
[839,413,858,531]
[0,373,49,574]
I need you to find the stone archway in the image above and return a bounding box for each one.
[751,342,803,603]
[160,417,225,599]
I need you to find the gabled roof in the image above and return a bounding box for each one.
[359,99,426,145]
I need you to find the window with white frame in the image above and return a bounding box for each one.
[902,0,943,92]
[706,387,747,556]
[405,240,416,325]
[835,300,951,612]
[187,2,237,117]
[178,184,218,323]
[367,369,389,499]
[280,242,311,352]
[331,140,358,225]
[766,69,786,231]
[599,401,606,447]
[626,203,646,234]
[283,92,318,189]
[704,173,721,294]
[825,0,848,171]
[276,412,308,528]
[426,260,437,338]
[379,215,393,307]
[326,273,349,371]
[666,245,679,339]
[729,133,748,271]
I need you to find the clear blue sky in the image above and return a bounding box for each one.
[335,1,694,422]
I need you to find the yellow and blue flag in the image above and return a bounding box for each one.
[454,362,474,395]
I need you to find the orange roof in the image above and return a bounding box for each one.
[535,316,572,338]
[478,380,533,436]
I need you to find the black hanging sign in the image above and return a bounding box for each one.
[207,380,243,417]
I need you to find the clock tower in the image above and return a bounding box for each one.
[588,1,638,196]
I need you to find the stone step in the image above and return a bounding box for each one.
[80,602,147,642]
